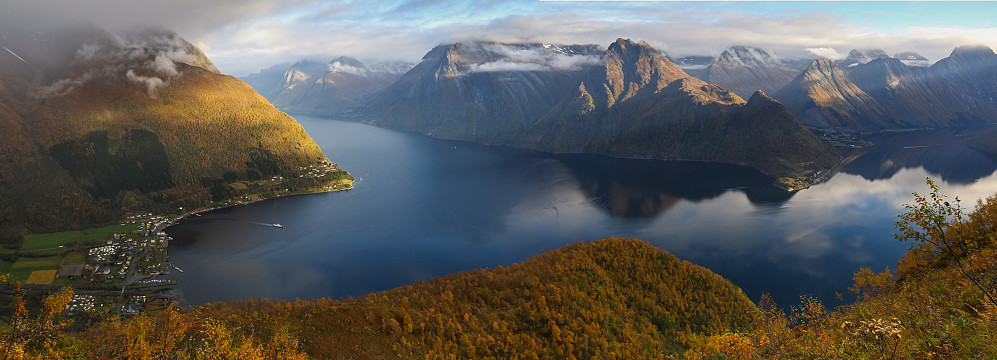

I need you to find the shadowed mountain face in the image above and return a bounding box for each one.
[241,57,408,116]
[0,26,338,232]
[362,39,836,180]
[776,46,997,132]
[362,41,602,144]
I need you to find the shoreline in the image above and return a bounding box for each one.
[167,179,357,228]
[320,117,827,194]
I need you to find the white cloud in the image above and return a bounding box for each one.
[125,70,166,97]
[328,61,369,76]
[34,75,91,98]
[32,31,211,98]
[461,43,604,73]
[151,54,179,77]
[3,0,996,77]
[468,60,550,73]
[804,47,843,60]
[204,6,995,76]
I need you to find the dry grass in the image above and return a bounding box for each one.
[25,269,57,284]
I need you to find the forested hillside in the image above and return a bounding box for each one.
[0,26,352,233]
[1,237,759,359]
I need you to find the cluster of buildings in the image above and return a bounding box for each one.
[64,294,96,313]
[66,234,169,283]
[61,215,173,287]
[296,160,341,179]
[57,214,177,316]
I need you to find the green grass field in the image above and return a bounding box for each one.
[779,159,802,170]
[63,252,87,263]
[22,224,138,253]
[11,256,61,269]
[6,256,62,282]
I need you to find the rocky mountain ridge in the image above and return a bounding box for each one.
[361,39,837,184]
[776,45,997,131]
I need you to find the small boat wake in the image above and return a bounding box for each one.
[209,217,283,228]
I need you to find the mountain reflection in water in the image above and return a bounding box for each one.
[165,116,997,311]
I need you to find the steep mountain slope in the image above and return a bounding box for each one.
[846,57,967,128]
[691,46,801,98]
[241,57,406,116]
[928,45,997,122]
[775,59,887,130]
[0,26,351,232]
[363,39,836,183]
[362,41,602,144]
[239,61,292,98]
[776,46,997,132]
[527,40,835,181]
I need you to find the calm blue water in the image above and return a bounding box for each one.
[165,117,997,309]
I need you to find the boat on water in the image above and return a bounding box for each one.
[273,223,284,228]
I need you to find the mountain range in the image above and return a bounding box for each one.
[241,57,409,116]
[776,45,997,131]
[682,46,805,99]
[359,39,836,185]
[653,45,997,133]
[241,39,997,187]
[0,26,350,232]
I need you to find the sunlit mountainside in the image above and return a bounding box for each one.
[0,26,352,233]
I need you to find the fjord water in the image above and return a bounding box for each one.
[166,116,997,308]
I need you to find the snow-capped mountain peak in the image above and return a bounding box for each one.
[839,49,890,67]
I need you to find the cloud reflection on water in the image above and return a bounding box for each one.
[167,117,997,310]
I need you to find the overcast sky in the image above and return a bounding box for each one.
[3,0,997,76]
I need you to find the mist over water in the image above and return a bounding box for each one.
[166,116,997,308]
